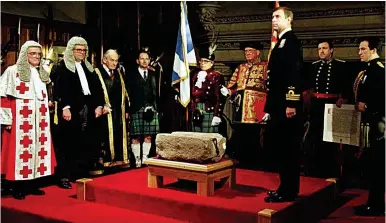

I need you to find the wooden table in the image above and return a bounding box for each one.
[144,158,236,196]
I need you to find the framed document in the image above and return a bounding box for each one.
[323,104,361,146]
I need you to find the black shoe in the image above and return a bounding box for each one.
[29,188,45,195]
[11,190,26,200]
[264,192,296,203]
[58,178,72,189]
[267,190,278,196]
[355,204,385,216]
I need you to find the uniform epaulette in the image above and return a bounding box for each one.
[377,61,385,68]
[335,58,346,62]
[312,60,321,64]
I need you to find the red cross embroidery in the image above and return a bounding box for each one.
[16,82,29,94]
[19,150,32,162]
[38,148,47,159]
[20,121,33,133]
[39,119,48,131]
[39,104,47,116]
[42,90,46,99]
[20,106,32,118]
[37,163,47,175]
[20,166,32,178]
[23,99,30,103]
[39,133,47,145]
[20,135,33,148]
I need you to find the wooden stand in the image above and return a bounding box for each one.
[144,158,237,196]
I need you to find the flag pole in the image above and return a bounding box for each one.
[267,1,280,62]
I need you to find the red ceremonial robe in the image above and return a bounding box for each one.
[0,65,56,180]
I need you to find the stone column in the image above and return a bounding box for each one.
[197,2,221,33]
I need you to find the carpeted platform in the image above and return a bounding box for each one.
[1,185,187,223]
[80,168,337,223]
[2,167,384,223]
[319,188,385,223]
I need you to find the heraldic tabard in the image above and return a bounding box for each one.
[227,61,268,123]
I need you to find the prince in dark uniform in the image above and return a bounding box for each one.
[190,46,225,134]
[126,48,159,168]
[263,7,303,203]
[354,37,385,216]
[303,40,349,178]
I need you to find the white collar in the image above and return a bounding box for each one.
[138,67,148,79]
[278,28,292,39]
[103,64,111,75]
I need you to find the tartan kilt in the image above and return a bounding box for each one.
[130,107,160,135]
[192,103,219,133]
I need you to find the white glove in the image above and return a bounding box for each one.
[261,113,271,122]
[220,86,230,96]
[211,116,222,126]
[175,95,178,101]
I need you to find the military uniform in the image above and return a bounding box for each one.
[264,30,303,199]
[354,58,385,213]
[191,68,225,133]
[304,58,348,178]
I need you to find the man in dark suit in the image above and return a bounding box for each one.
[354,37,385,216]
[263,6,304,203]
[126,48,159,168]
[52,36,104,188]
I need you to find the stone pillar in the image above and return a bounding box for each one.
[197,2,221,33]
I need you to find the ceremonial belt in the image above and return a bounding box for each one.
[313,93,340,99]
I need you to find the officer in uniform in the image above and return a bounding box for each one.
[191,46,225,134]
[263,7,303,203]
[220,41,268,167]
[354,37,385,216]
[303,40,349,178]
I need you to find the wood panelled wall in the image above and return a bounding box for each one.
[209,1,385,77]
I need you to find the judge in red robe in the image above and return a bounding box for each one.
[0,41,56,199]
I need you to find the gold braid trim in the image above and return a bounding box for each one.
[95,68,115,160]
[118,70,129,162]
[353,71,364,103]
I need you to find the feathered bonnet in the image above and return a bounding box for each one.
[199,32,218,61]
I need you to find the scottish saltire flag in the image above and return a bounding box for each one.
[268,1,280,61]
[172,1,197,107]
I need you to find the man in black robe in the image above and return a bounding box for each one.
[52,36,104,187]
[94,49,130,171]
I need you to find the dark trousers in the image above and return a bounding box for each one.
[227,124,262,169]
[265,114,302,196]
[366,116,385,210]
[304,98,341,178]
[56,105,99,181]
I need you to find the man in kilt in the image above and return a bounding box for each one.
[126,48,159,167]
[190,46,225,134]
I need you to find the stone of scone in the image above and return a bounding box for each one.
[156,132,226,163]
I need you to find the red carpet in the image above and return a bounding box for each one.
[1,185,186,223]
[320,188,385,223]
[85,168,335,222]
[2,168,384,223]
